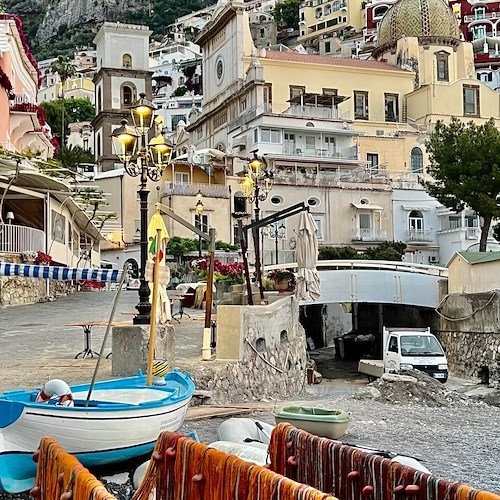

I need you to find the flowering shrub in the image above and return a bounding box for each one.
[191,258,245,285]
[35,251,52,265]
[267,268,296,287]
[0,67,15,99]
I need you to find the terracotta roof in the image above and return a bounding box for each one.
[263,51,408,72]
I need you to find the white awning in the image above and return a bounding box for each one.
[402,205,430,211]
[351,203,383,210]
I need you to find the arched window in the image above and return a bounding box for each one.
[409,210,424,231]
[324,4,331,15]
[373,5,388,17]
[96,132,101,157]
[121,84,136,107]
[315,7,322,18]
[410,147,423,173]
[122,54,132,68]
[97,87,102,113]
[234,191,247,214]
[178,76,185,86]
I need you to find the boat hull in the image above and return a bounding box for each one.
[0,372,194,493]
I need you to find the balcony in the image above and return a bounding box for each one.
[406,229,433,243]
[464,12,500,22]
[352,228,387,242]
[281,146,358,160]
[0,224,44,254]
[164,182,230,199]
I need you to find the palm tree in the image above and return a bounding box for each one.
[50,56,76,146]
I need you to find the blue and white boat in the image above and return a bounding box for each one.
[0,370,194,493]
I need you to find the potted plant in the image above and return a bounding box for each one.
[35,251,52,265]
[267,269,296,293]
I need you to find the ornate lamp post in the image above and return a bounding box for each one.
[111,93,172,324]
[195,190,204,257]
[264,223,286,265]
[239,152,273,299]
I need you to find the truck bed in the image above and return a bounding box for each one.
[358,359,384,378]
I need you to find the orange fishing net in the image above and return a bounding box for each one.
[132,431,336,500]
[32,437,116,500]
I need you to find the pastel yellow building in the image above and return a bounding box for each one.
[298,0,364,45]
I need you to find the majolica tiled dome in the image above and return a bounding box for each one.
[377,0,460,49]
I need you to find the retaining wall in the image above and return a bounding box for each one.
[437,291,500,385]
[0,276,75,306]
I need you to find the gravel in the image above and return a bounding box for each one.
[2,374,499,498]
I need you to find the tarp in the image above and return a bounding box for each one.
[0,263,122,283]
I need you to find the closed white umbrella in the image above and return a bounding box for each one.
[295,211,321,301]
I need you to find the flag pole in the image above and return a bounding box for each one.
[147,227,162,386]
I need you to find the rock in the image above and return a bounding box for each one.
[381,373,418,383]
[101,472,129,485]
[133,460,150,489]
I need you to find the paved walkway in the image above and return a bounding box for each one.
[0,289,206,392]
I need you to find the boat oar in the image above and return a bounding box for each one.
[84,265,128,407]
[147,227,162,387]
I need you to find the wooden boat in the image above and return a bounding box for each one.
[0,370,194,493]
[273,406,350,439]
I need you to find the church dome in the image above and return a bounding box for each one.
[376,0,460,52]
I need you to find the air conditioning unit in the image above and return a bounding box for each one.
[429,256,438,263]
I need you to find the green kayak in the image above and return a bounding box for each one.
[273,406,350,439]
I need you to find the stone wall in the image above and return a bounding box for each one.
[0,277,75,306]
[178,296,308,403]
[437,292,500,386]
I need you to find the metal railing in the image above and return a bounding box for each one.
[406,229,434,242]
[0,223,45,254]
[164,182,230,199]
[352,228,387,241]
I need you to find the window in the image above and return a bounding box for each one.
[51,211,66,244]
[172,114,186,128]
[388,336,399,353]
[289,85,305,100]
[409,210,424,231]
[271,195,284,206]
[322,88,337,96]
[373,5,388,17]
[122,54,132,68]
[260,28,265,37]
[358,212,372,238]
[354,91,368,120]
[475,7,485,19]
[384,93,398,121]
[261,128,280,143]
[263,84,272,105]
[324,4,331,15]
[367,153,379,170]
[315,7,322,18]
[195,213,209,233]
[324,136,335,154]
[178,76,185,86]
[313,217,324,241]
[324,41,331,53]
[305,135,316,153]
[436,53,449,81]
[284,133,296,155]
[234,192,247,213]
[463,85,480,116]
[175,172,189,184]
[121,84,136,107]
[473,26,486,39]
[410,147,424,173]
[307,196,321,207]
[97,87,102,112]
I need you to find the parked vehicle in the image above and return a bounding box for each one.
[358,327,448,382]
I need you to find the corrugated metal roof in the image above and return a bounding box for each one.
[457,251,500,264]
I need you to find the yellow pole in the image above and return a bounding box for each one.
[147,227,162,386]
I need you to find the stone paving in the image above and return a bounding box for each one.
[0,289,206,393]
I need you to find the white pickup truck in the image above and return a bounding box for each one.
[358,327,448,383]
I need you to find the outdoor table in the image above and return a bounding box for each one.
[66,321,131,359]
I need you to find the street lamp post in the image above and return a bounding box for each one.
[111,93,172,324]
[239,152,273,300]
[264,223,286,265]
[195,190,204,257]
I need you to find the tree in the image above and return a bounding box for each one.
[55,145,94,172]
[272,0,301,30]
[50,56,77,146]
[425,117,500,252]
[363,241,407,261]
[40,98,95,145]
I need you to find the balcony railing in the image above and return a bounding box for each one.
[406,229,433,242]
[278,147,358,160]
[0,224,45,254]
[10,102,38,113]
[464,12,499,22]
[352,229,387,242]
[164,182,230,199]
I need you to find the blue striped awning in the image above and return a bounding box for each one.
[0,264,123,283]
